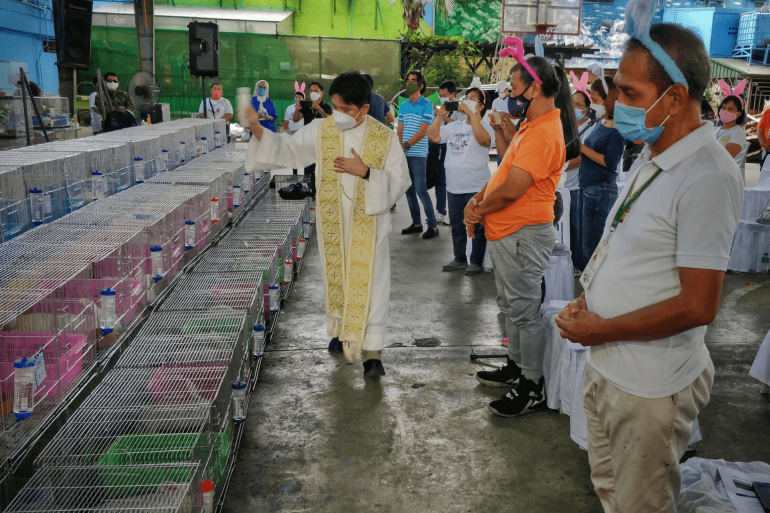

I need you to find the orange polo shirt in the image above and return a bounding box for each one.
[483,109,566,241]
[758,109,770,140]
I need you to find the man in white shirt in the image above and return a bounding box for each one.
[491,81,510,115]
[283,91,305,134]
[89,78,102,134]
[556,24,743,513]
[428,87,493,275]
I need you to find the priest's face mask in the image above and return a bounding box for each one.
[331,93,370,130]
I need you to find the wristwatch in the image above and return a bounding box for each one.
[403,142,411,151]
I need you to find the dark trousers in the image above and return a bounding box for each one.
[428,141,448,215]
[569,189,586,271]
[304,163,316,198]
[581,184,618,264]
[448,192,486,265]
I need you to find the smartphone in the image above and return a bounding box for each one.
[753,482,770,512]
[445,101,459,112]
[299,100,312,111]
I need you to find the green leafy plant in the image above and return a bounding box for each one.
[0,105,8,127]
[400,32,481,87]
[435,0,502,43]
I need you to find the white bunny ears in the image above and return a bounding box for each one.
[718,79,747,108]
[625,0,688,88]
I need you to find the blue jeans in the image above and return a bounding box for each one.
[581,184,618,264]
[405,156,436,229]
[448,192,486,265]
[569,189,586,271]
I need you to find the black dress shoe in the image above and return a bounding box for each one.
[328,337,343,353]
[401,224,424,234]
[363,359,386,380]
[422,227,439,239]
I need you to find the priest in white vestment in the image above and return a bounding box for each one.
[245,71,411,379]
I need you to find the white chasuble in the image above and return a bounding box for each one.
[245,116,411,360]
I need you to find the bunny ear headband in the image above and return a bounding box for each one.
[569,71,590,96]
[718,79,747,108]
[625,0,688,88]
[499,36,542,84]
[294,81,305,94]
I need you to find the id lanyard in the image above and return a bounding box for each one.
[606,165,663,241]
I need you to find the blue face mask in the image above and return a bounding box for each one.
[257,87,267,96]
[614,86,672,144]
[575,108,585,121]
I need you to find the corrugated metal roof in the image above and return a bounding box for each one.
[711,58,770,78]
[93,4,293,23]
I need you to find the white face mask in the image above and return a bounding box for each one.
[591,102,605,118]
[332,108,363,131]
[439,97,449,104]
[463,99,479,111]
[106,82,119,91]
[309,91,321,102]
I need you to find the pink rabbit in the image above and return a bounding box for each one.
[718,79,747,108]
[569,71,590,96]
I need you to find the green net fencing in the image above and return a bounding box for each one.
[88,27,401,123]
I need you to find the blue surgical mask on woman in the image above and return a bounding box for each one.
[257,87,267,96]
[575,108,585,121]
[614,86,672,144]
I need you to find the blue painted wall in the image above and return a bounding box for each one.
[662,8,743,58]
[0,0,58,95]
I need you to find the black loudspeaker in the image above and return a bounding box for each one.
[188,22,219,77]
[52,0,92,69]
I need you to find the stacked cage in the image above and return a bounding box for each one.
[59,184,210,305]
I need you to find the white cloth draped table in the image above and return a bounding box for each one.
[727,220,770,273]
[750,329,770,393]
[741,187,770,221]
[541,300,702,451]
[543,250,575,303]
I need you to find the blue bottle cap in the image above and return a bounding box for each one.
[92,171,102,176]
[15,411,32,421]
[231,380,247,390]
[162,149,168,153]
[30,187,42,194]
[14,357,35,369]
[185,220,195,226]
[201,137,207,140]
[254,324,265,332]
[101,327,114,335]
[269,284,278,290]
[150,246,162,252]
[134,157,143,162]
[100,288,116,296]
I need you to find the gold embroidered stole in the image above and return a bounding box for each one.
[317,116,389,343]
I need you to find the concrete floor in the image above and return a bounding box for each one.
[224,188,770,513]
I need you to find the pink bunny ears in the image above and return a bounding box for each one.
[294,81,306,94]
[570,71,589,96]
[499,37,542,85]
[718,79,747,108]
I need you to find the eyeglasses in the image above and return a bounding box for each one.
[106,79,118,83]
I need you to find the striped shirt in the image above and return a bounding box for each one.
[398,96,434,157]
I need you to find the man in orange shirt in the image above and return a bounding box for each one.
[465,57,567,417]
[757,107,770,168]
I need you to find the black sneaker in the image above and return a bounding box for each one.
[328,337,343,353]
[402,224,423,235]
[475,357,521,387]
[363,359,386,380]
[422,227,439,239]
[487,377,547,417]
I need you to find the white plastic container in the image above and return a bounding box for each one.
[214,131,223,148]
[150,246,163,282]
[297,238,307,260]
[185,220,195,250]
[161,149,169,172]
[100,288,116,334]
[210,197,219,224]
[284,257,294,285]
[269,284,279,313]
[242,172,251,194]
[199,480,215,513]
[134,157,145,183]
[199,137,208,156]
[310,207,316,225]
[232,380,246,424]
[303,221,311,239]
[179,142,187,164]
[233,185,242,208]
[91,171,104,201]
[13,357,35,420]
[237,87,252,128]
[30,188,44,225]
[253,324,265,357]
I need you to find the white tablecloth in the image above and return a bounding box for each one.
[727,220,770,273]
[741,187,770,220]
[555,187,570,249]
[541,301,702,451]
[750,329,770,393]
[543,250,575,303]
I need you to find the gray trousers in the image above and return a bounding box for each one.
[488,222,554,381]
